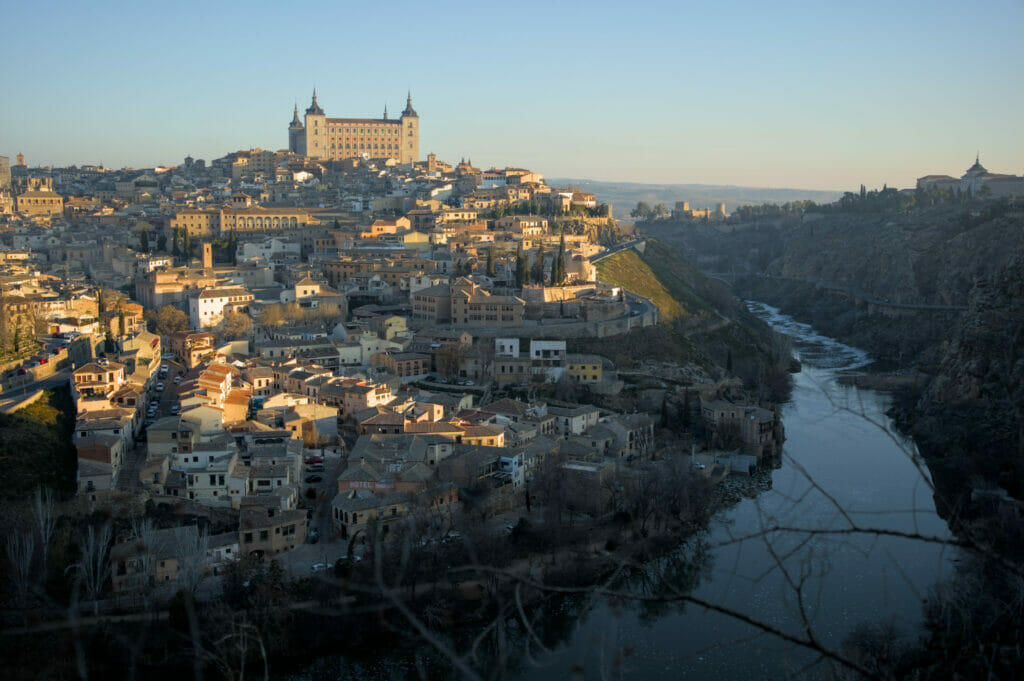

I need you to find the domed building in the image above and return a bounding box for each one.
[917,154,1024,198]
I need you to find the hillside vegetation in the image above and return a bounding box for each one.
[0,387,77,499]
[585,239,792,400]
[596,248,685,321]
[596,238,737,325]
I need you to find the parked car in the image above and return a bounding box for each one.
[156,383,164,391]
[307,463,325,473]
[307,528,320,544]
[174,375,182,383]
[170,405,180,414]
[305,474,323,483]
[305,455,324,464]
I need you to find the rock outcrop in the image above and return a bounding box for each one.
[913,252,1024,500]
[644,204,1024,370]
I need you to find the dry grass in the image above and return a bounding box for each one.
[596,249,686,321]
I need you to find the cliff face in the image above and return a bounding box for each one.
[913,253,1024,498]
[644,205,1024,369]
[644,202,1024,500]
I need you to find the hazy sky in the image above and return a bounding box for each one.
[2,0,1022,191]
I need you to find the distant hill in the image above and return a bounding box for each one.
[549,178,842,221]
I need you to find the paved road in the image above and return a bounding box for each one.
[0,369,72,409]
[117,358,184,491]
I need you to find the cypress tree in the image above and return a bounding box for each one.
[515,242,526,288]
[531,245,545,284]
[552,234,567,284]
[486,246,496,277]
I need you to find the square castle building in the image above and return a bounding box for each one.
[288,90,419,164]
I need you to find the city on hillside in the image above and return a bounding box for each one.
[0,91,785,609]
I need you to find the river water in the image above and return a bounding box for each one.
[515,302,953,680]
[283,304,953,680]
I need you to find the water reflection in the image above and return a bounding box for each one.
[515,303,951,680]
[280,304,953,681]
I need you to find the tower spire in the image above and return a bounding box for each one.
[305,88,324,115]
[402,89,418,117]
[383,103,388,120]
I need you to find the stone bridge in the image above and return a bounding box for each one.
[705,272,968,313]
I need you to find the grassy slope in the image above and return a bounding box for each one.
[596,246,685,321]
[0,386,77,498]
[595,238,721,322]
[581,239,787,393]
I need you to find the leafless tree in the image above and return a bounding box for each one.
[199,608,270,681]
[66,523,112,615]
[5,530,35,606]
[174,525,210,596]
[32,485,57,577]
[130,516,166,601]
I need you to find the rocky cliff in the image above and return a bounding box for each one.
[912,252,1024,501]
[643,200,1024,501]
[644,203,1024,370]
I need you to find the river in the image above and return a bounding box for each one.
[283,304,954,680]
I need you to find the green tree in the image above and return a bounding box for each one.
[551,234,567,285]
[486,246,496,277]
[157,233,167,252]
[630,201,651,219]
[139,230,149,252]
[515,242,527,289]
[531,245,545,284]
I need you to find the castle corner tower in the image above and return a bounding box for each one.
[303,89,327,160]
[288,103,305,155]
[400,91,420,165]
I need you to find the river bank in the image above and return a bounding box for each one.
[263,304,954,680]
